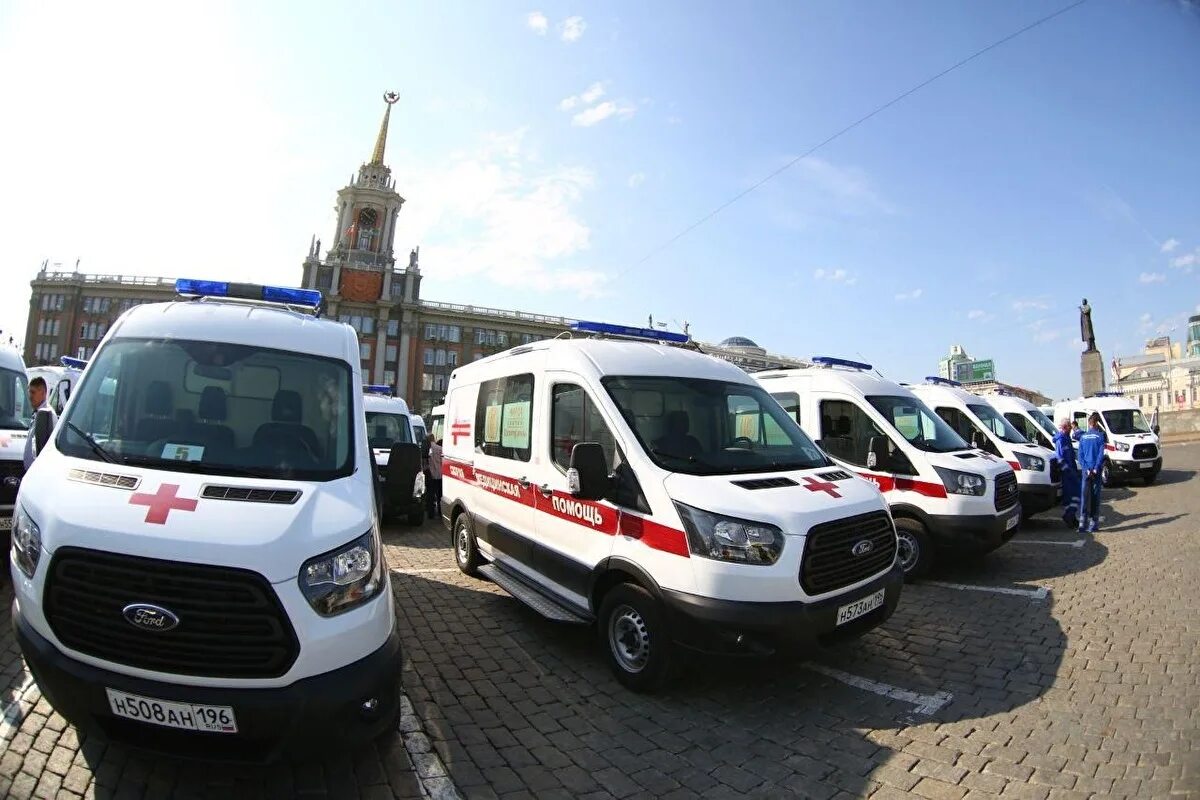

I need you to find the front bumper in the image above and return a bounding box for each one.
[1109,457,1162,477]
[14,601,402,762]
[925,504,1021,553]
[660,563,903,656]
[1018,483,1059,516]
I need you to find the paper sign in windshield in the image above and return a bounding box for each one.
[162,443,205,462]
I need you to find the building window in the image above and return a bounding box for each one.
[359,343,371,360]
[435,349,447,366]
[362,316,375,335]
[384,370,396,386]
[316,271,333,290]
[385,345,398,362]
[387,319,399,337]
[423,348,435,366]
[448,350,458,367]
[425,324,436,340]
[448,325,461,343]
[390,277,404,298]
[422,373,434,391]
[52,319,61,336]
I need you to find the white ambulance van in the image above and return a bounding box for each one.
[981,391,1057,451]
[755,358,1020,580]
[1054,393,1162,485]
[429,403,446,443]
[441,321,903,692]
[911,378,1060,518]
[11,279,402,760]
[2,344,32,537]
[363,385,425,525]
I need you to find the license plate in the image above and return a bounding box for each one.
[836,588,885,626]
[106,688,237,733]
[1005,514,1020,531]
[0,517,12,531]
[1140,462,1153,470]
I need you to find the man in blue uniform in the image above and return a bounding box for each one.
[1054,419,1080,528]
[1077,413,1106,533]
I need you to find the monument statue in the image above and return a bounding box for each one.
[1080,298,1096,352]
[409,247,419,268]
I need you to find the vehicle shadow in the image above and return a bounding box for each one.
[932,536,1108,585]
[1141,467,1195,487]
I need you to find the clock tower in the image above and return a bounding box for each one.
[301,92,423,392]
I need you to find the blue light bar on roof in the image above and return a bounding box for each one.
[571,320,690,344]
[175,279,323,308]
[925,376,962,387]
[811,356,872,371]
[60,356,87,370]
[1092,391,1124,397]
[363,384,392,396]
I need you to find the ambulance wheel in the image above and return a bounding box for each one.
[1101,460,1113,487]
[894,518,931,582]
[453,514,482,576]
[599,583,674,693]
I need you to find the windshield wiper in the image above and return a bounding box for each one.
[651,448,699,464]
[64,422,118,464]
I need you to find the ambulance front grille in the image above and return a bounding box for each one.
[44,548,299,679]
[994,472,1019,511]
[0,460,21,506]
[1132,444,1158,460]
[799,511,896,595]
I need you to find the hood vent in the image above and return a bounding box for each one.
[731,477,798,490]
[201,485,301,505]
[67,469,140,491]
[954,452,978,459]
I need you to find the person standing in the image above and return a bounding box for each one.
[425,436,443,520]
[1054,419,1080,528]
[1076,412,1106,533]
[24,377,57,471]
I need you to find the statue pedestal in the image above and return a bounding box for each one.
[1081,349,1105,397]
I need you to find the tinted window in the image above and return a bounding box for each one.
[1004,412,1051,448]
[551,384,619,471]
[936,406,1000,456]
[56,338,354,481]
[475,373,534,461]
[0,367,30,431]
[365,412,413,448]
[866,395,967,454]
[967,403,1028,444]
[1103,409,1150,435]
[818,399,912,473]
[771,391,801,425]
[605,376,827,476]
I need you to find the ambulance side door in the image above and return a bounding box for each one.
[530,374,622,609]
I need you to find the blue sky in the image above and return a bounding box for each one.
[1,0,1197,399]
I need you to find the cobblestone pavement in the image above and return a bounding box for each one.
[2,445,1198,798]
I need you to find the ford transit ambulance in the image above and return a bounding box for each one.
[441,321,903,692]
[911,378,1060,518]
[981,391,1057,451]
[755,358,1020,580]
[363,385,425,524]
[11,279,402,760]
[2,343,32,539]
[27,357,86,417]
[1054,393,1161,485]
[429,403,446,443]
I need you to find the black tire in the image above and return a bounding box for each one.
[598,583,674,693]
[894,518,932,582]
[406,507,425,527]
[1101,459,1113,487]
[453,513,482,576]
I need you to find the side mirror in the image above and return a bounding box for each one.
[1152,425,1160,435]
[866,436,889,470]
[567,442,610,501]
[970,431,984,450]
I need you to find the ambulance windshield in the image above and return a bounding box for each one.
[1,367,31,431]
[603,376,829,475]
[366,411,413,448]
[1103,408,1151,435]
[1028,406,1057,437]
[56,338,355,481]
[967,403,1029,444]
[866,395,968,453]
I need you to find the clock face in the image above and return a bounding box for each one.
[358,208,378,228]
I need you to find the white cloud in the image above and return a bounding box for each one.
[1033,328,1061,343]
[1171,251,1197,271]
[794,158,894,216]
[559,16,586,42]
[967,309,993,321]
[526,11,548,34]
[393,129,605,298]
[1161,238,1180,253]
[571,100,635,127]
[559,81,605,111]
[894,289,923,302]
[666,115,683,126]
[1139,272,1166,284]
[627,172,645,189]
[813,268,857,285]
[1012,298,1050,313]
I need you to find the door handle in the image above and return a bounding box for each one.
[538,484,554,498]
[517,477,531,488]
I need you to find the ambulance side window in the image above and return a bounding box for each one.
[818,399,887,468]
[771,392,801,426]
[551,384,618,472]
[475,373,534,461]
[937,407,999,456]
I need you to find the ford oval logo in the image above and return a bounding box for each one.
[851,540,874,557]
[122,603,179,632]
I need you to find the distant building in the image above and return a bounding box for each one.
[938,344,971,381]
[1113,334,1200,415]
[964,380,1050,407]
[1187,315,1200,358]
[697,336,809,373]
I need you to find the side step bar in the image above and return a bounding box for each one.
[478,562,591,624]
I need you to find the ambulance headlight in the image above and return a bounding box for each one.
[674,503,783,565]
[12,507,41,579]
[1114,441,1130,453]
[933,467,986,496]
[1015,452,1046,472]
[299,529,384,616]
[413,470,426,499]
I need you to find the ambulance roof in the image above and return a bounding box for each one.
[108,298,358,363]
[909,382,982,407]
[755,366,916,399]
[363,393,412,415]
[460,338,754,384]
[978,393,1037,413]
[0,344,25,373]
[1056,394,1139,413]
